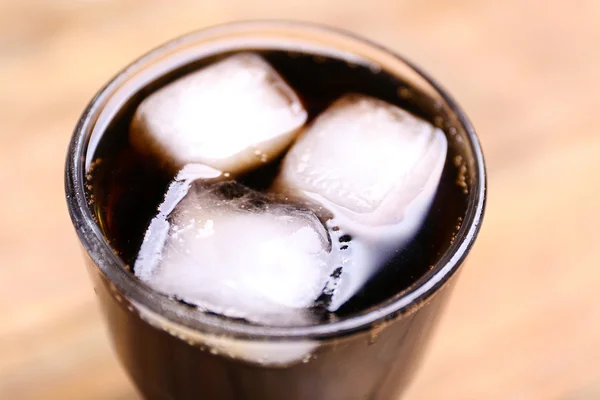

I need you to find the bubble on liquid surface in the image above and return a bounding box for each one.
[130,53,307,175]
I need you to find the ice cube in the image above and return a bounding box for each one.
[133,163,224,273]
[130,53,307,174]
[274,94,448,310]
[134,181,332,326]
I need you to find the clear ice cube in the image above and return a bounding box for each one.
[130,53,307,174]
[134,180,332,326]
[274,94,448,310]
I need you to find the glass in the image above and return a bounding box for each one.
[65,21,486,399]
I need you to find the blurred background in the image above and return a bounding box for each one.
[1,0,599,398]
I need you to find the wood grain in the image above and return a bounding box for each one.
[1,0,599,398]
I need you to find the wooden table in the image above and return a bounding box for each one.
[1,1,598,398]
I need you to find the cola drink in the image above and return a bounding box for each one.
[67,22,485,400]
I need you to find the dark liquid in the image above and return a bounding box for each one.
[87,49,468,322]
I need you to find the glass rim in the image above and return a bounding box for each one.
[65,20,486,341]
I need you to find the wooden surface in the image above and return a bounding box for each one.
[1,0,599,398]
